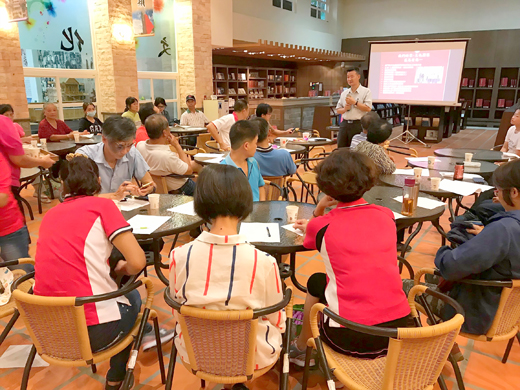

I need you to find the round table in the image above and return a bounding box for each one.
[242,201,315,292]
[194,153,226,166]
[44,141,76,155]
[71,135,102,146]
[170,126,208,136]
[275,138,336,170]
[276,144,306,155]
[434,148,507,163]
[407,157,497,180]
[121,194,203,285]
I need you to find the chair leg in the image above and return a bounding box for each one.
[314,338,335,389]
[448,353,466,390]
[165,340,177,390]
[153,316,166,384]
[21,345,37,390]
[280,317,293,390]
[200,379,205,388]
[0,310,19,345]
[91,363,97,374]
[437,374,449,390]
[301,345,314,390]
[502,337,515,363]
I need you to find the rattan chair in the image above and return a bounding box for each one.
[205,140,225,152]
[301,285,465,390]
[12,274,166,390]
[263,179,285,201]
[163,286,294,390]
[414,268,520,390]
[0,258,34,346]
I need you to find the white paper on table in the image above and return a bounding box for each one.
[168,201,197,216]
[239,223,281,243]
[438,180,494,197]
[0,345,49,368]
[439,172,484,180]
[393,211,406,220]
[393,168,430,177]
[194,153,222,158]
[118,199,149,211]
[204,156,224,164]
[80,134,94,138]
[502,152,519,159]
[278,137,298,142]
[405,157,441,163]
[393,196,445,210]
[283,149,297,153]
[127,215,171,235]
[281,224,304,236]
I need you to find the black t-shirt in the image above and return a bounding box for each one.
[79,117,103,134]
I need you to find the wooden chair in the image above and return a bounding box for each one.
[197,133,212,150]
[205,140,224,152]
[0,258,34,346]
[163,286,294,390]
[301,285,465,390]
[12,275,166,390]
[414,268,520,390]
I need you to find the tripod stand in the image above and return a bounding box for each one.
[389,105,430,148]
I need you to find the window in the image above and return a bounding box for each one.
[138,75,179,120]
[273,0,293,12]
[311,0,327,20]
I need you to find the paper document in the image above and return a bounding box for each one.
[168,201,197,216]
[439,172,484,180]
[393,212,406,220]
[127,215,171,235]
[405,157,441,163]
[239,223,281,243]
[80,134,94,138]
[118,199,149,212]
[393,196,445,210]
[205,157,224,164]
[281,224,304,236]
[393,169,430,177]
[438,180,494,197]
[194,153,222,158]
[502,152,519,159]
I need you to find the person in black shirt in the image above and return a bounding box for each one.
[78,102,103,134]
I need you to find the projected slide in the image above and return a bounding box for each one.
[368,41,467,106]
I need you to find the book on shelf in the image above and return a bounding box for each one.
[228,98,235,108]
[268,75,274,81]
[512,79,518,88]
[498,99,506,108]
[506,100,514,108]
[501,77,509,87]
[284,74,289,82]
[228,88,236,95]
[461,78,469,87]
[249,72,260,78]
[421,117,431,127]
[468,79,475,87]
[404,117,413,127]
[216,87,225,95]
[475,98,483,107]
[487,79,494,88]
[238,88,246,94]
[483,100,491,108]
[415,117,422,126]
[229,73,236,80]
[425,130,438,140]
[478,78,487,87]
[238,73,247,81]
[216,73,225,80]
[432,118,440,127]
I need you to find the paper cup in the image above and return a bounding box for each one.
[31,140,37,147]
[27,147,40,158]
[286,205,299,223]
[303,132,310,141]
[431,177,441,191]
[280,138,288,148]
[73,131,80,142]
[413,167,422,180]
[148,194,160,209]
[427,156,436,169]
[465,153,473,163]
[40,138,47,147]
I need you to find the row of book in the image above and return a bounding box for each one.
[248,80,265,88]
[500,77,519,88]
[216,73,248,81]
[227,88,247,95]
[497,99,516,108]
[461,78,494,88]
[266,74,295,82]
[268,85,296,94]
[404,117,441,127]
[249,90,265,99]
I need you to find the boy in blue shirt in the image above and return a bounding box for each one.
[221,120,265,201]
[253,117,297,177]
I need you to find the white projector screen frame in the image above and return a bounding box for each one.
[368,40,469,106]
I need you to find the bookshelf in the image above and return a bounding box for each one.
[213,64,297,109]
[373,104,402,126]
[459,67,520,126]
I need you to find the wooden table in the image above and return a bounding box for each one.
[434,148,507,163]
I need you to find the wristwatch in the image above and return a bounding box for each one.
[355,100,359,107]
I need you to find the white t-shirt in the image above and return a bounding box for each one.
[136,141,188,191]
[180,110,209,128]
[505,126,520,153]
[336,85,373,120]
[211,113,237,148]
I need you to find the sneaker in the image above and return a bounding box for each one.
[33,192,51,203]
[142,327,175,352]
[289,341,316,367]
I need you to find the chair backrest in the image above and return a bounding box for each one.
[175,305,258,381]
[12,289,94,364]
[485,280,520,339]
[197,133,211,150]
[205,140,223,152]
[150,174,169,194]
[263,176,286,200]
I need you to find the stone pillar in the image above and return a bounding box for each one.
[175,0,213,109]
[92,0,138,118]
[0,0,30,132]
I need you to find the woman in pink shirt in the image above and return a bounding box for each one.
[38,103,88,141]
[0,104,30,142]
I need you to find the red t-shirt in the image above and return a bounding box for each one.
[134,125,149,145]
[34,196,132,326]
[38,118,72,140]
[304,198,410,326]
[0,153,24,237]
[0,115,25,187]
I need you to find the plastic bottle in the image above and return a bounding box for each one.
[401,177,415,216]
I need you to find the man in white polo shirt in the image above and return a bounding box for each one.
[180,95,209,128]
[336,67,373,148]
[206,99,249,151]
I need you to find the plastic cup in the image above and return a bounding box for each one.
[465,153,473,163]
[413,167,422,180]
[427,156,436,169]
[303,132,310,141]
[286,205,299,223]
[148,194,160,209]
[31,140,37,148]
[280,138,288,148]
[431,177,441,191]
[40,138,47,147]
[73,131,80,142]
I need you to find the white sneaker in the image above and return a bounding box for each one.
[141,327,175,352]
[33,192,51,203]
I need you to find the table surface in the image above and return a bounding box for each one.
[121,194,203,239]
[407,157,497,176]
[170,126,208,135]
[20,167,41,181]
[380,172,479,198]
[69,135,103,146]
[194,153,226,166]
[241,201,315,255]
[43,141,76,155]
[434,148,507,162]
[274,137,336,148]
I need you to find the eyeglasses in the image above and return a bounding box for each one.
[112,141,134,151]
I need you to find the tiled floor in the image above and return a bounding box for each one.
[1,127,519,389]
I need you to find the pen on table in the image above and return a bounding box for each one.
[266,226,271,237]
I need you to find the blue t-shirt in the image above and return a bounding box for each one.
[221,155,265,201]
[254,147,297,177]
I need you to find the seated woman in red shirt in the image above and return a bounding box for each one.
[289,149,410,365]
[34,154,146,389]
[38,103,88,141]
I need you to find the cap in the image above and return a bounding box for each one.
[186,95,196,102]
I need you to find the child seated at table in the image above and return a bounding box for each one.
[220,120,266,201]
[353,119,396,175]
[289,149,410,365]
[169,164,285,379]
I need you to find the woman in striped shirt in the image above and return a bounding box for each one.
[169,164,285,379]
